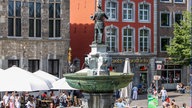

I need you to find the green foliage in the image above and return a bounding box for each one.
[166,11,192,65]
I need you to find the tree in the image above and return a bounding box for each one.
[166,11,192,65]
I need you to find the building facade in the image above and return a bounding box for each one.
[156,0,189,89]
[0,0,70,78]
[71,0,157,87]
[70,0,190,89]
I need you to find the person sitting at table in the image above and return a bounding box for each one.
[41,92,47,100]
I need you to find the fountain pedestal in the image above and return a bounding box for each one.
[85,43,111,76]
[82,93,114,108]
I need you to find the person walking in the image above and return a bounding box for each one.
[132,85,138,100]
[159,87,167,102]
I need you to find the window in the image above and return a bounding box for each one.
[161,37,170,52]
[174,0,184,3]
[175,13,183,25]
[160,12,171,27]
[29,1,41,38]
[139,28,149,52]
[8,0,21,37]
[8,60,19,67]
[122,27,134,52]
[49,0,61,38]
[139,3,150,22]
[105,1,117,21]
[106,26,118,52]
[28,60,39,72]
[161,69,181,84]
[160,0,171,2]
[122,2,134,21]
[48,59,59,76]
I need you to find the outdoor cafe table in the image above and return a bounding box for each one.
[39,99,52,107]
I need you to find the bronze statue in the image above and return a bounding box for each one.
[91,5,108,44]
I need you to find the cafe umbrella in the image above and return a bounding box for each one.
[120,58,133,99]
[0,66,50,91]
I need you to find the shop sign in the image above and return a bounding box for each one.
[154,75,161,80]
[155,61,162,64]
[112,58,149,64]
[130,58,149,63]
[156,64,162,70]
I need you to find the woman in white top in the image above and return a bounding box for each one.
[160,87,167,102]
[3,91,10,108]
[15,93,21,108]
[25,97,36,108]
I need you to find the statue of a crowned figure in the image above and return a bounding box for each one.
[91,5,108,44]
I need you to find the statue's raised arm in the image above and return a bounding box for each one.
[91,5,108,44]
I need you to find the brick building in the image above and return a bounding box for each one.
[156,0,189,89]
[70,0,157,87]
[0,0,70,78]
[70,0,190,89]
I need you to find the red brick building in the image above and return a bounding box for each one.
[70,0,157,86]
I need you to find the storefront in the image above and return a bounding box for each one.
[157,65,182,90]
[110,57,152,88]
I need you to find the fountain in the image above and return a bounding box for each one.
[64,3,133,108]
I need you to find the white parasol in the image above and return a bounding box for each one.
[33,70,59,88]
[0,66,50,91]
[120,58,132,99]
[51,77,78,90]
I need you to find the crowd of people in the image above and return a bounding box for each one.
[149,80,189,108]
[0,90,83,108]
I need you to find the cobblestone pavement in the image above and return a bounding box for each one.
[129,91,190,108]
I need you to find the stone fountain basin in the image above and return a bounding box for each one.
[64,72,133,93]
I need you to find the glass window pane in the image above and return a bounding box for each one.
[55,20,60,37]
[168,70,174,83]
[49,3,54,18]
[161,38,170,51]
[28,60,39,72]
[8,60,19,67]
[16,1,21,16]
[8,18,14,36]
[16,18,21,36]
[49,20,54,37]
[174,70,181,83]
[29,19,34,37]
[56,3,60,18]
[161,71,168,84]
[36,19,41,37]
[29,2,34,17]
[36,3,41,17]
[123,29,127,35]
[8,1,14,16]
[161,13,170,26]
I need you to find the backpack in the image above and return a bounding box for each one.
[59,95,66,104]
